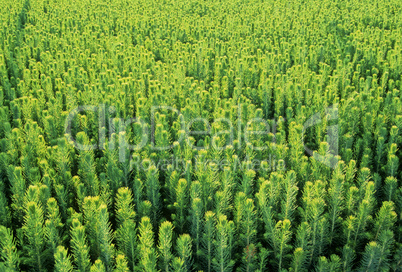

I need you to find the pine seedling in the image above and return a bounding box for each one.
[170,257,185,272]
[256,247,270,272]
[384,176,398,202]
[70,218,91,272]
[345,186,359,217]
[45,198,64,258]
[215,167,235,217]
[240,169,256,197]
[157,221,174,272]
[54,246,73,272]
[172,178,188,233]
[104,147,124,195]
[114,254,129,272]
[280,170,298,223]
[138,217,157,272]
[90,259,106,272]
[384,143,399,177]
[83,196,115,269]
[176,234,193,271]
[256,180,277,254]
[273,219,293,271]
[390,245,402,272]
[54,182,70,221]
[301,181,328,267]
[166,170,180,207]
[291,247,307,272]
[22,200,48,271]
[9,166,26,225]
[0,226,19,271]
[145,165,161,227]
[99,173,112,215]
[77,132,100,197]
[344,160,357,188]
[189,196,203,266]
[201,211,215,272]
[372,201,397,241]
[98,204,115,271]
[358,230,394,272]
[234,192,247,235]
[83,196,102,259]
[350,181,376,248]
[327,162,345,245]
[139,200,153,220]
[132,177,144,215]
[315,254,341,272]
[238,197,258,272]
[290,222,311,272]
[115,187,136,271]
[340,245,355,272]
[212,214,235,272]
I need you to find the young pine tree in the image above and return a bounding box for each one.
[315,255,341,272]
[115,187,137,271]
[201,211,215,272]
[327,162,345,246]
[54,246,74,272]
[301,181,328,268]
[347,181,376,249]
[372,201,397,241]
[176,234,193,271]
[157,221,174,272]
[22,186,50,271]
[172,178,188,233]
[237,195,258,272]
[0,226,19,271]
[70,218,91,272]
[77,132,100,197]
[114,254,130,272]
[290,222,311,272]
[272,219,293,271]
[279,170,298,223]
[212,214,235,272]
[358,230,394,272]
[45,198,64,258]
[9,166,26,225]
[83,197,115,271]
[189,182,204,267]
[170,257,185,272]
[138,216,157,272]
[90,259,106,272]
[145,165,161,227]
[98,204,115,271]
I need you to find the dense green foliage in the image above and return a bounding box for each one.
[0,0,401,271]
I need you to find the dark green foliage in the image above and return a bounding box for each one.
[0,226,19,271]
[0,0,401,270]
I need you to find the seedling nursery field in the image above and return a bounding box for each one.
[0,0,401,271]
